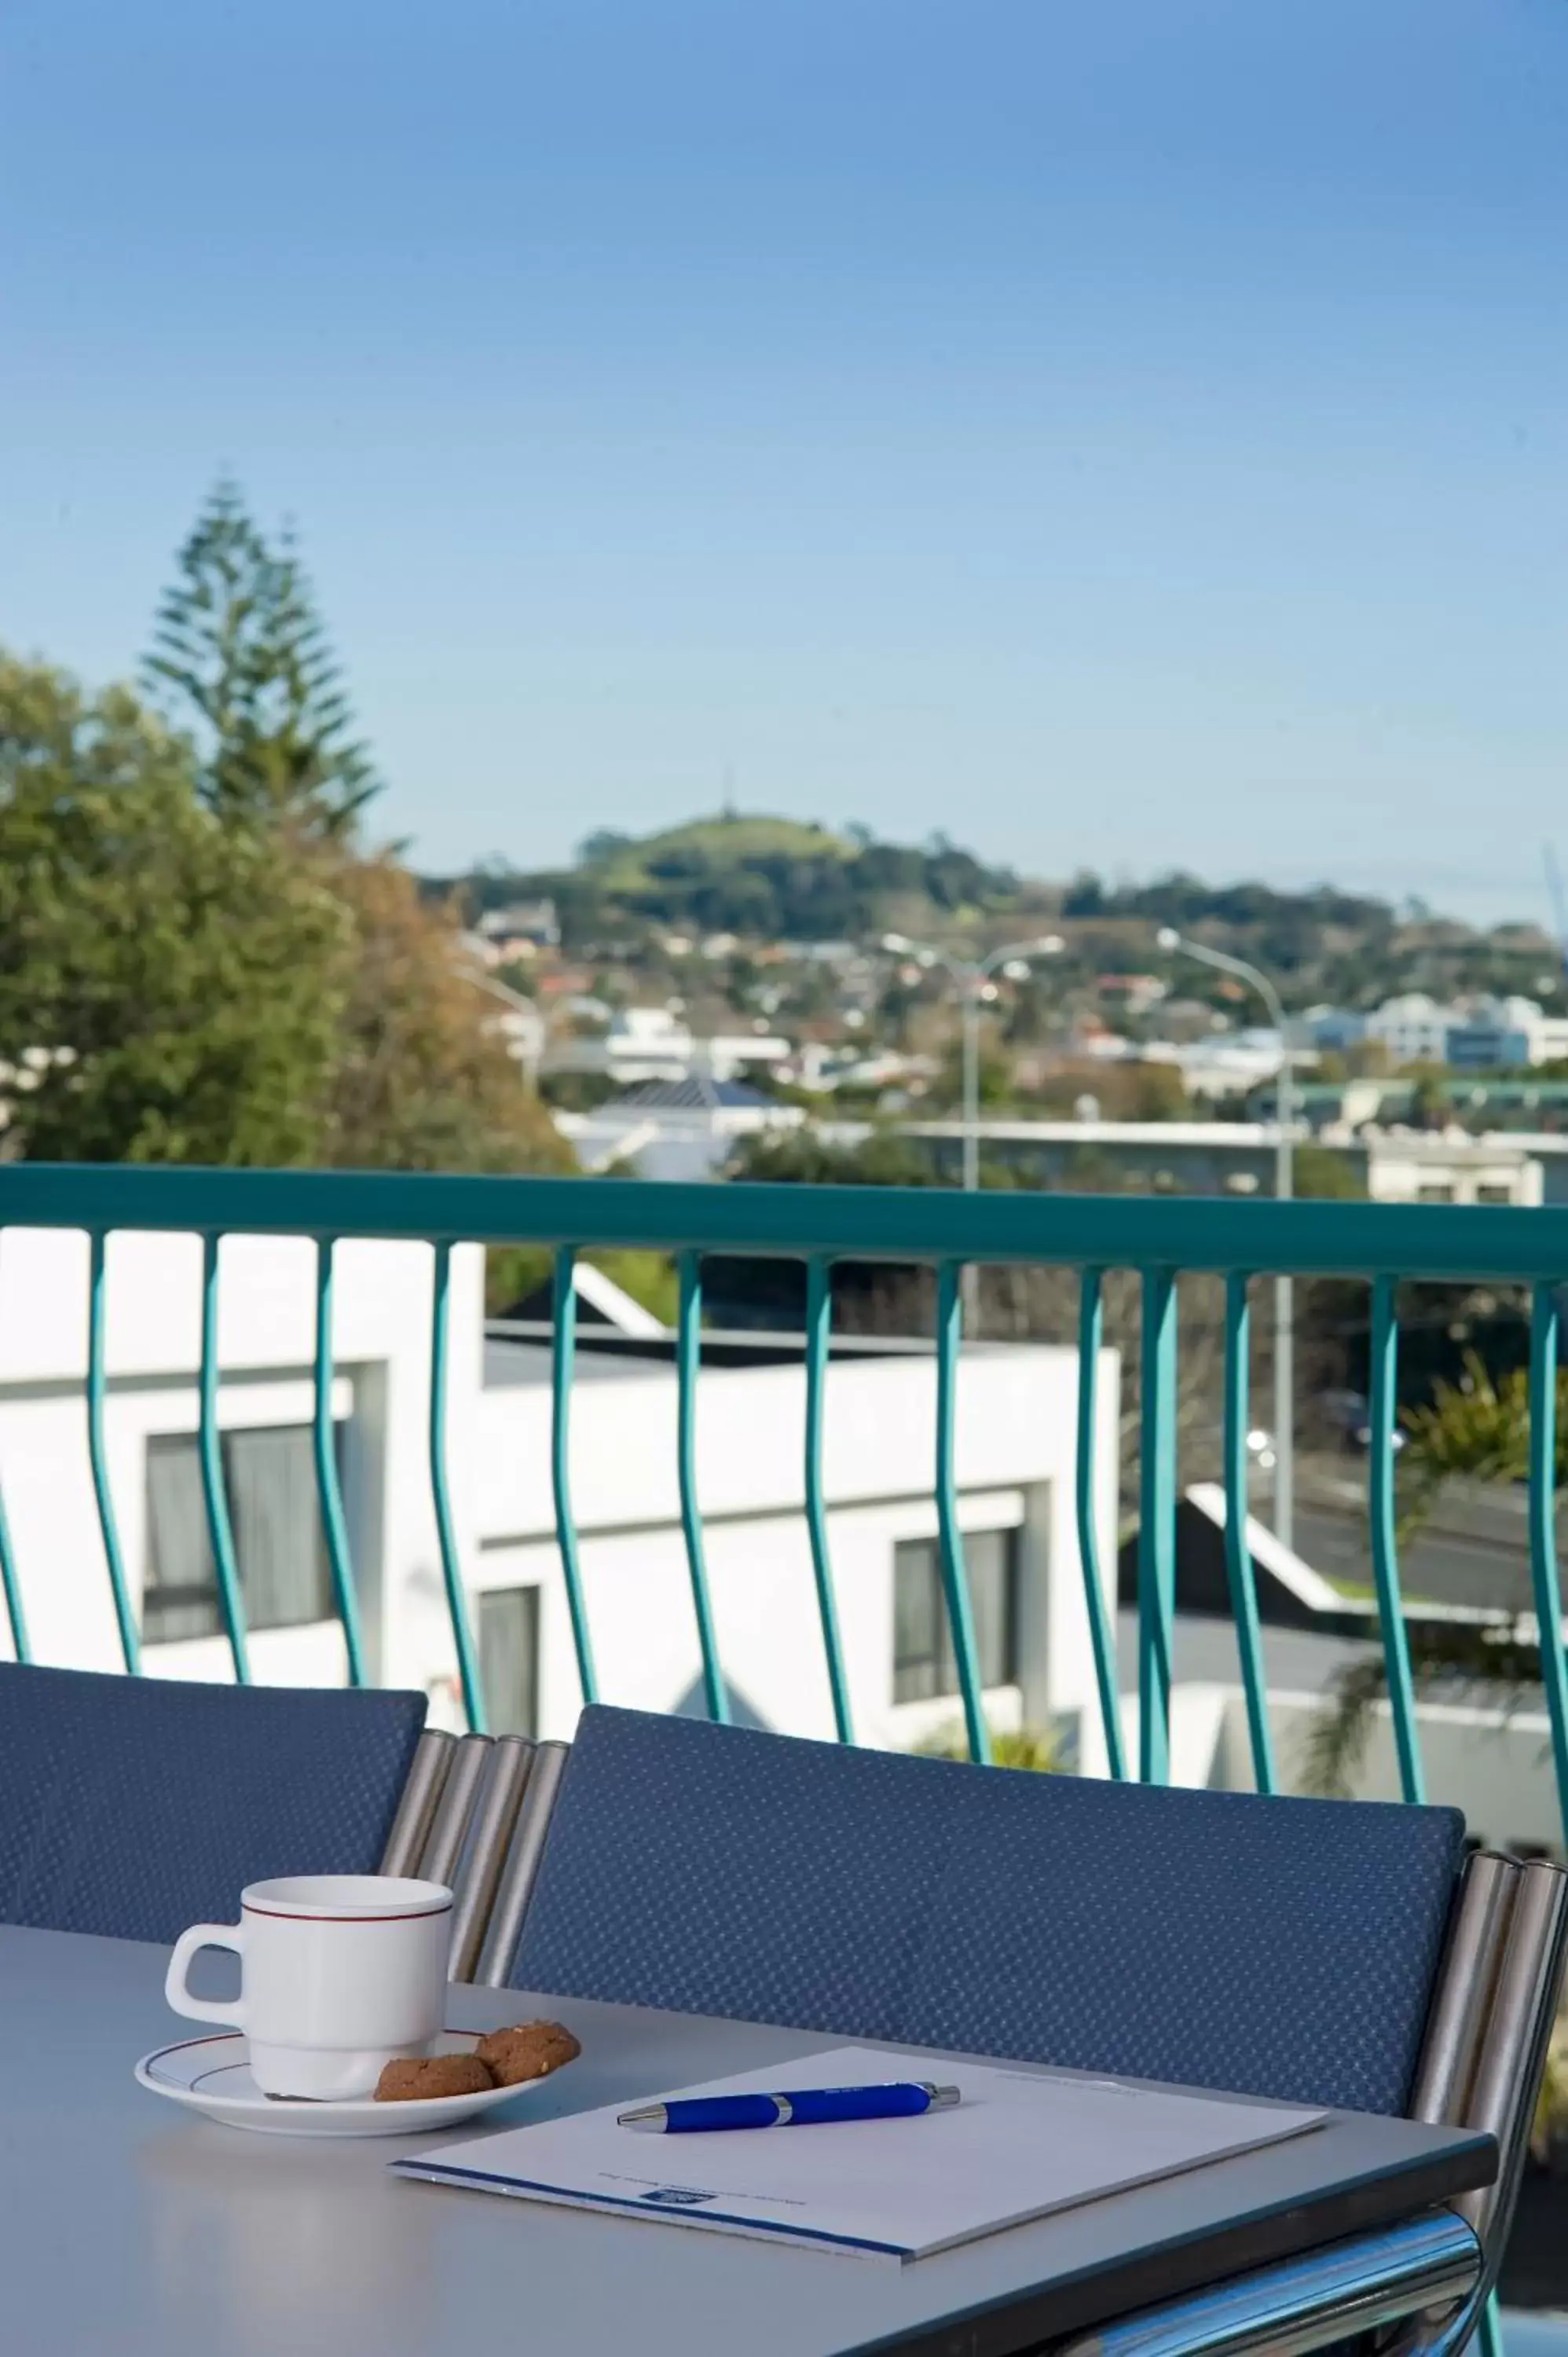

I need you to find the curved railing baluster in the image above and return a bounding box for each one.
[0,1481,25,1666]
[429,1241,485,1731]
[676,1249,727,1723]
[1222,1272,1276,1794]
[1075,1268,1124,1779]
[198,1235,251,1684]
[1528,1281,1568,1845]
[0,1234,24,1662]
[313,1239,366,1687]
[551,1246,599,1707]
[1368,1274,1423,1803]
[803,1255,854,1743]
[935,1260,991,1765]
[1138,1266,1178,1785]
[0,1232,27,1664]
[86,1231,140,1673]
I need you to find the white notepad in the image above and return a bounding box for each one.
[392,2044,1325,2263]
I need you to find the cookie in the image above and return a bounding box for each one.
[474,2020,581,2087]
[374,2052,495,2102]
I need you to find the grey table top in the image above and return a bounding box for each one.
[0,1923,1493,2357]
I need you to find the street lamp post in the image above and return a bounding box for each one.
[882,932,1065,1192]
[1156,928,1296,1552]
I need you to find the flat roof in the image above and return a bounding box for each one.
[483,1338,668,1389]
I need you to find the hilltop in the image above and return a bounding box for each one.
[441,812,1030,948]
[430,816,1559,1004]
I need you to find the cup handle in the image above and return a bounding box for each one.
[164,1920,247,2027]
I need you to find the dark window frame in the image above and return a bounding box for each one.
[142,1423,345,1645]
[892,1526,1020,1706]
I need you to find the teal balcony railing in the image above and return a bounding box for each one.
[1,1164,1565,1853]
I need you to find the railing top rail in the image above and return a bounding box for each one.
[2,1166,1566,1281]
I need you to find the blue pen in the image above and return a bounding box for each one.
[617,2081,960,2132]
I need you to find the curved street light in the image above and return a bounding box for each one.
[1157,927,1295,1551]
[883,933,1065,1192]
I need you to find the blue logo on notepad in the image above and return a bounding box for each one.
[643,2186,716,2208]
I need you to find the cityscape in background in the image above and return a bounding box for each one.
[445,815,1568,1210]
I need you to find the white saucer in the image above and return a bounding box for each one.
[135,2029,551,2138]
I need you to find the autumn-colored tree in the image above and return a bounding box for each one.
[321,855,569,1175]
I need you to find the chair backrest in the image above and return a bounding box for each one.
[511,1706,1467,2116]
[0,1663,427,1943]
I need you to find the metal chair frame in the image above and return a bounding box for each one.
[1053,1853,1568,2357]
[379,1728,572,1985]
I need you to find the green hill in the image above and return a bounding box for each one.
[584,815,855,893]
[432,814,1555,1002]
[447,812,1024,946]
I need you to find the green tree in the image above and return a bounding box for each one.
[933,1038,1014,1112]
[0,653,350,1162]
[1403,1066,1452,1131]
[729,1128,941,1187]
[145,481,378,836]
[484,1244,678,1321]
[1293,1144,1365,1200]
[915,1721,1067,1771]
[0,651,570,1179]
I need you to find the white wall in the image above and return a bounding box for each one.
[9,1223,1551,1853]
[0,1230,1121,1770]
[469,1343,1119,1752]
[0,1229,485,1706]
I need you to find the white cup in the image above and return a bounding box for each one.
[163,1875,452,2100]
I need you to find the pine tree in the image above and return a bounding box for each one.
[145,481,379,836]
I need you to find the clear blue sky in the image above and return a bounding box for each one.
[2,0,1563,918]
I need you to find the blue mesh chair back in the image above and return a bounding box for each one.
[511,1706,1466,2116]
[0,1663,427,1943]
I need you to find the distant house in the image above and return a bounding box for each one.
[1447,996,1568,1072]
[1365,993,1460,1066]
[1095,973,1169,1017]
[1301,993,1568,1076]
[544,1006,793,1089]
[474,900,560,958]
[552,1076,804,1182]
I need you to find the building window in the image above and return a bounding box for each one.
[144,1425,340,1644]
[1416,1182,1455,1204]
[893,1528,1019,1705]
[479,1586,540,1738]
[1476,1184,1511,1205]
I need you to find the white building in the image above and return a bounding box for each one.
[2,1225,1559,1850]
[1300,993,1568,1075]
[1359,1131,1544,1208]
[1365,994,1460,1067]
[544,1007,793,1088]
[471,900,561,959]
[0,1231,1118,1771]
[1445,996,1568,1072]
[554,1077,804,1182]
[1144,1028,1289,1100]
